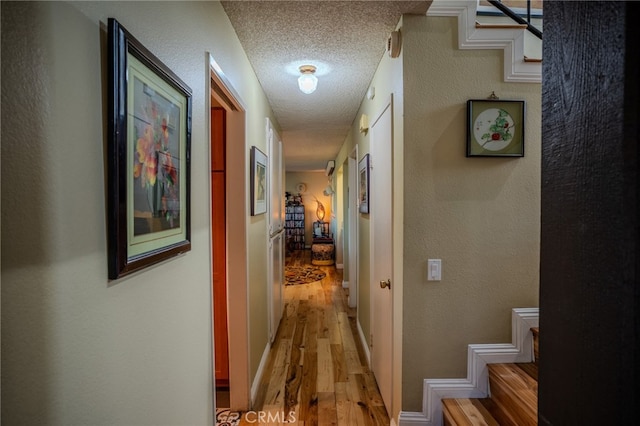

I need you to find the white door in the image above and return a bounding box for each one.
[370,98,393,413]
[267,118,283,234]
[267,118,284,343]
[269,232,283,342]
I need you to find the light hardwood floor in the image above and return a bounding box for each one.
[231,250,390,426]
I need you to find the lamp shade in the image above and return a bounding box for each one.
[298,73,317,94]
[298,65,318,94]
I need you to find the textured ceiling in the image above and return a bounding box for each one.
[221,0,430,171]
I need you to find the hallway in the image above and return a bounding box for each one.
[221,250,389,425]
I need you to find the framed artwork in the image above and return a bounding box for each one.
[313,221,330,238]
[467,99,525,157]
[107,18,192,279]
[358,154,370,214]
[251,146,268,215]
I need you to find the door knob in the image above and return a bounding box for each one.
[379,279,391,289]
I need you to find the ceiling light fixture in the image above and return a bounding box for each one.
[298,65,318,94]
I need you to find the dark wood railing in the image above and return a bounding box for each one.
[482,0,543,40]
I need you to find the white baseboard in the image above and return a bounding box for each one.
[356,319,371,367]
[399,411,432,425]
[250,342,271,407]
[398,308,539,426]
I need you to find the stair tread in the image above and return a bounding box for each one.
[531,327,540,364]
[515,362,538,381]
[478,397,521,426]
[488,363,537,426]
[441,327,540,425]
[443,398,499,426]
[475,21,528,30]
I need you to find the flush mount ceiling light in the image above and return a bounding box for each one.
[297,65,318,94]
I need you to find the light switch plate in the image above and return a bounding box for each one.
[427,259,441,281]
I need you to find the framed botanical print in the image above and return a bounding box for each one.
[107,18,192,279]
[467,99,525,157]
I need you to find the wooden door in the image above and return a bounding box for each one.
[211,107,229,387]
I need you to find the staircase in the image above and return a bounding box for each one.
[427,0,542,83]
[397,309,539,426]
[442,327,539,425]
[397,3,542,424]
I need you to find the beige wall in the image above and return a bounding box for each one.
[338,161,350,278]
[334,16,406,421]
[334,22,404,355]
[333,13,540,419]
[1,1,276,423]
[285,171,332,246]
[400,15,541,411]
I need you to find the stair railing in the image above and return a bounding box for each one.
[484,0,543,40]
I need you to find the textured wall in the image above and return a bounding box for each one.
[1,1,275,423]
[333,16,406,420]
[401,15,541,411]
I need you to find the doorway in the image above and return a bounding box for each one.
[211,106,229,402]
[208,55,250,411]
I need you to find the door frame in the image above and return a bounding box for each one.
[347,146,359,309]
[266,117,284,344]
[208,53,251,411]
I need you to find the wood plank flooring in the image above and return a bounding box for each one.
[235,250,390,426]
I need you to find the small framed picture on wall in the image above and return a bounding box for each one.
[358,154,370,214]
[467,99,525,157]
[250,146,268,215]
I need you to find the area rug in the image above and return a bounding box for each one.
[285,266,326,285]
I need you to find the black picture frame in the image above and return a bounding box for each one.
[467,99,525,157]
[359,154,370,214]
[107,18,192,279]
[250,146,268,215]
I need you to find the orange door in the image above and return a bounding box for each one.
[211,108,229,387]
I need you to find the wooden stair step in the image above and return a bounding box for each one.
[443,398,499,426]
[515,361,538,382]
[475,21,528,30]
[486,363,537,426]
[441,330,540,425]
[477,397,517,426]
[531,327,540,363]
